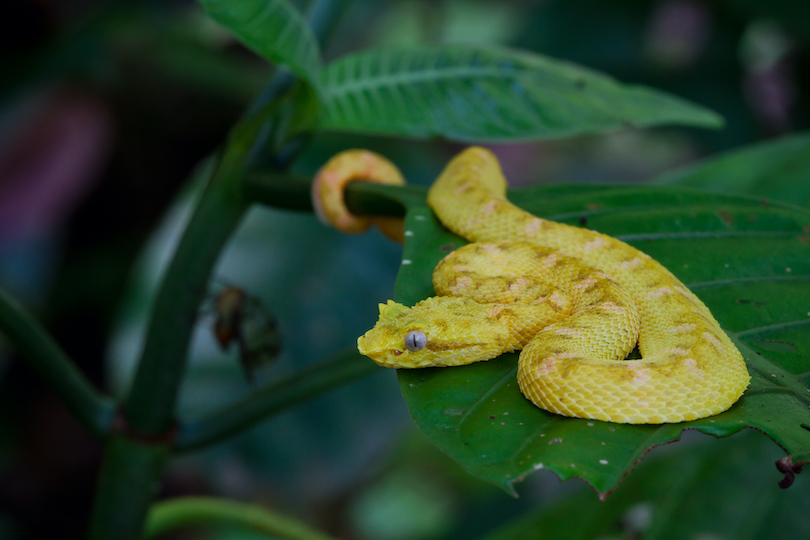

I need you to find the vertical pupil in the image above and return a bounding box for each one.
[405,331,425,351]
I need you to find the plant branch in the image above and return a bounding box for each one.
[307,0,348,49]
[174,348,375,452]
[123,152,250,435]
[0,287,115,437]
[345,182,426,215]
[242,170,313,211]
[89,2,352,538]
[243,168,423,216]
[145,497,339,540]
[86,435,170,540]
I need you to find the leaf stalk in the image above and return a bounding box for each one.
[0,287,115,437]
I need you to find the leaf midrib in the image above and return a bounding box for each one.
[736,319,810,339]
[323,65,575,100]
[687,275,810,290]
[546,201,801,222]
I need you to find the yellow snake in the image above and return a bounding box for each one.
[313,147,750,424]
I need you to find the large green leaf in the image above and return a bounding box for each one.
[656,131,810,208]
[318,45,723,141]
[198,0,321,88]
[481,430,810,540]
[391,185,810,497]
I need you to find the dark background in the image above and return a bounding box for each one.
[0,0,808,538]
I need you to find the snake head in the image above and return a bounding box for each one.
[357,298,505,368]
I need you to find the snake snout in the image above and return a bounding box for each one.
[357,328,405,367]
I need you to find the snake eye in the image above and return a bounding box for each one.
[404,330,427,352]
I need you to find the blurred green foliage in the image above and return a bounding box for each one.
[0,0,809,539]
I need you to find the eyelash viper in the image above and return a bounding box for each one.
[313,146,750,424]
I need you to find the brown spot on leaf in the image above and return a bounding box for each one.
[717,210,734,226]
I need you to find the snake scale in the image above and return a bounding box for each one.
[313,147,750,424]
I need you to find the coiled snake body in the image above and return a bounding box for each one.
[314,147,750,424]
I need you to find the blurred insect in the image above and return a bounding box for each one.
[208,286,282,385]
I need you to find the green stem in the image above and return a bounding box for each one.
[121,0,357,439]
[243,169,424,215]
[145,497,338,540]
[175,348,374,452]
[242,170,313,211]
[345,182,426,215]
[306,0,348,49]
[88,2,351,537]
[86,156,248,540]
[0,287,115,437]
[123,154,249,435]
[86,435,170,540]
